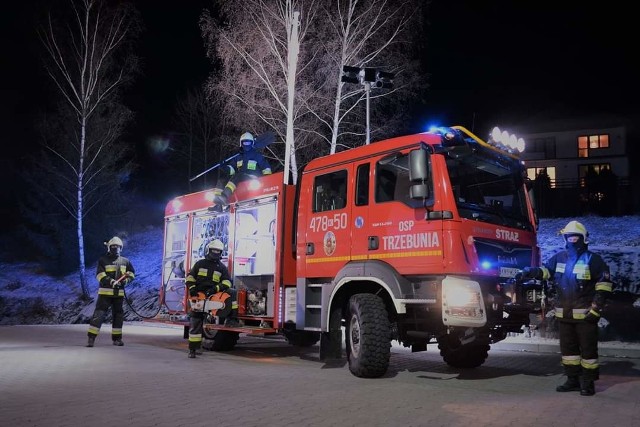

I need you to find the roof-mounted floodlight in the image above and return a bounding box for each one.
[489,126,525,153]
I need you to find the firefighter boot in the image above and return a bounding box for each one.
[212,193,229,209]
[113,338,124,346]
[86,336,95,348]
[188,349,197,359]
[580,379,595,396]
[556,376,581,392]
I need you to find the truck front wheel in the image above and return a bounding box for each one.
[345,293,391,378]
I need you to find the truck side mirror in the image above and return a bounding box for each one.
[409,148,428,182]
[410,184,429,199]
[408,148,433,205]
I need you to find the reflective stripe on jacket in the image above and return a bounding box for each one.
[541,248,612,320]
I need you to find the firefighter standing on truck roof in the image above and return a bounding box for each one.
[185,239,238,358]
[519,220,613,396]
[86,237,135,348]
[211,132,272,211]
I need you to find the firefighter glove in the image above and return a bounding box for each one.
[522,267,542,280]
[584,309,600,324]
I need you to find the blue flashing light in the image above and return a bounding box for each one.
[481,260,492,270]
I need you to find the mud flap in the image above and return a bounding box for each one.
[320,306,343,360]
[319,329,342,360]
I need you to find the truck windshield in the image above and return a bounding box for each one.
[446,150,533,231]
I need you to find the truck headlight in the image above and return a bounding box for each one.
[442,276,487,327]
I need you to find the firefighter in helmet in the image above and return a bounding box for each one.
[87,236,135,347]
[185,239,239,358]
[211,132,272,210]
[519,220,613,396]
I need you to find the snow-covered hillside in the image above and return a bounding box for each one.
[1,216,639,335]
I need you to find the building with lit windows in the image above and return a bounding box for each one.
[512,121,632,216]
[519,125,628,187]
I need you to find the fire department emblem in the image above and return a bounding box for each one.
[323,231,336,256]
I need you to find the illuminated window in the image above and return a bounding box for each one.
[527,167,556,188]
[578,163,611,187]
[577,134,609,157]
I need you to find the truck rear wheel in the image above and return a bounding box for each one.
[211,331,239,351]
[202,314,218,340]
[437,334,489,368]
[346,293,391,378]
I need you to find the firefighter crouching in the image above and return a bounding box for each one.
[519,220,613,396]
[87,237,135,347]
[211,132,272,211]
[185,239,238,358]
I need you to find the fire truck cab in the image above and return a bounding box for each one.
[158,125,540,377]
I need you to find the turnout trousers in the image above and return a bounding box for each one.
[188,312,206,351]
[87,295,125,341]
[558,319,599,380]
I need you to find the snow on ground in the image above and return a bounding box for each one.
[1,216,639,334]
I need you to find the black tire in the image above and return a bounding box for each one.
[202,314,218,340]
[211,330,239,351]
[345,293,391,378]
[283,330,320,347]
[437,334,490,368]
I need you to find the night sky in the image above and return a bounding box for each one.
[0,1,636,229]
[421,1,636,133]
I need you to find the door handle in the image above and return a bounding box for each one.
[368,236,379,250]
[306,242,315,255]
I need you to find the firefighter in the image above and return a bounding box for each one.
[519,220,613,396]
[185,239,239,358]
[211,132,272,210]
[86,236,135,347]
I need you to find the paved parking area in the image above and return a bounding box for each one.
[1,323,639,427]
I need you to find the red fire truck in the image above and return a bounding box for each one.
[157,125,540,378]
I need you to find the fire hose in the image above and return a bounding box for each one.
[116,274,167,320]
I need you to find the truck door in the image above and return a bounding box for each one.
[349,161,372,258]
[303,167,352,278]
[354,152,444,274]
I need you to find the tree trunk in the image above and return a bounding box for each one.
[78,117,89,299]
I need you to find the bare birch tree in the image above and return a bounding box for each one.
[320,0,427,154]
[201,0,321,184]
[200,0,427,177]
[36,0,139,298]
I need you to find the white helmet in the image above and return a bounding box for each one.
[107,236,123,256]
[206,239,224,261]
[559,220,589,243]
[207,239,224,252]
[107,236,123,248]
[239,132,255,148]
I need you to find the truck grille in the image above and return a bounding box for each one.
[473,237,532,275]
